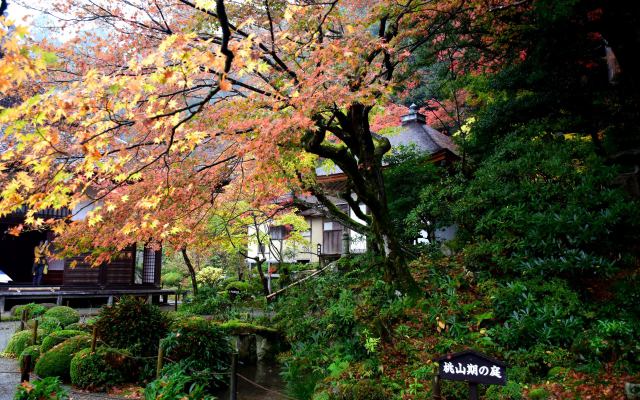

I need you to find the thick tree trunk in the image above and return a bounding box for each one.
[368,190,418,292]
[255,260,270,297]
[181,248,198,296]
[304,103,418,291]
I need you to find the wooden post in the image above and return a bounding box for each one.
[91,326,98,352]
[20,354,31,382]
[432,375,442,400]
[229,353,238,400]
[156,341,164,379]
[174,293,178,311]
[468,382,479,400]
[20,309,27,331]
[32,319,38,344]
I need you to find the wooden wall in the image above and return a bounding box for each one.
[63,246,136,287]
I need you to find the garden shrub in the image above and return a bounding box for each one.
[490,279,583,349]
[28,317,63,336]
[70,347,133,390]
[180,287,236,317]
[162,271,184,288]
[161,316,231,390]
[44,306,80,327]
[572,319,640,369]
[41,330,86,353]
[5,331,35,357]
[14,376,68,400]
[527,388,550,400]
[64,322,91,332]
[95,296,169,357]
[196,266,224,286]
[12,303,48,320]
[485,381,524,400]
[34,335,91,380]
[327,379,389,400]
[225,280,250,292]
[144,363,215,400]
[19,345,41,370]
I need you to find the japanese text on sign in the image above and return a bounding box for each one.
[442,362,502,378]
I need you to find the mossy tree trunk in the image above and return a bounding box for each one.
[302,103,418,291]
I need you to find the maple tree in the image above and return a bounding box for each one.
[0,0,511,289]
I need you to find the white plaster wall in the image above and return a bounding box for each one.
[349,204,368,253]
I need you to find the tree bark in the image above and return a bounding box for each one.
[255,259,270,297]
[303,103,418,291]
[181,248,198,296]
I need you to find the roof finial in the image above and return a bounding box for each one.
[401,103,425,125]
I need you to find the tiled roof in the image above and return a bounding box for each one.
[316,105,458,177]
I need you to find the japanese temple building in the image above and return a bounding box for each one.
[0,207,169,311]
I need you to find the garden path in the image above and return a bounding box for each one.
[0,321,20,400]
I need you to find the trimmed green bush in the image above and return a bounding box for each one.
[28,317,63,336]
[12,303,48,319]
[70,347,133,390]
[225,280,250,292]
[43,306,80,327]
[40,330,86,353]
[34,335,91,380]
[95,296,169,357]
[19,345,41,370]
[5,330,35,357]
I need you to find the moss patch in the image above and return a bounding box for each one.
[70,347,133,390]
[34,335,91,380]
[19,345,41,370]
[43,306,80,327]
[40,330,86,353]
[5,331,36,357]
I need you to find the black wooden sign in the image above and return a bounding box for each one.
[433,350,506,400]
[437,350,506,385]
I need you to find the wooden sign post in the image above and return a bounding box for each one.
[434,350,507,400]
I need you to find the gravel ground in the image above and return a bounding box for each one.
[0,321,22,400]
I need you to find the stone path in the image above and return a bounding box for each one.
[0,357,20,400]
[0,321,22,400]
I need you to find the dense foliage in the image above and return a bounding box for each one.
[70,347,134,390]
[144,363,216,400]
[162,316,232,391]
[43,307,80,328]
[12,304,48,320]
[95,297,169,357]
[5,331,36,357]
[2,0,640,398]
[18,345,40,371]
[41,330,88,353]
[14,377,68,400]
[34,335,91,380]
